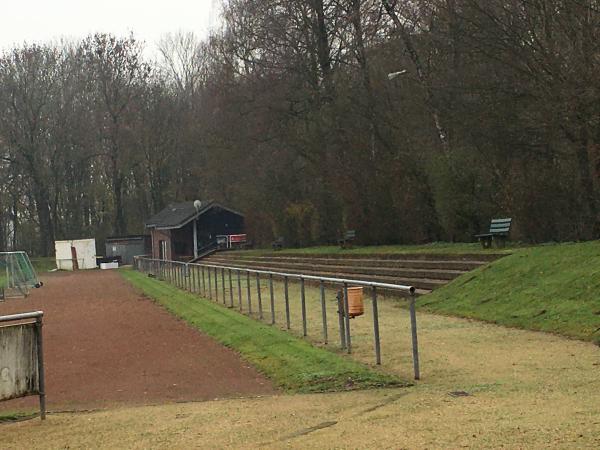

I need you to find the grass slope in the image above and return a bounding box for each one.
[418,241,600,343]
[120,269,405,393]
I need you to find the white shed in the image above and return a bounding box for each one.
[54,239,97,270]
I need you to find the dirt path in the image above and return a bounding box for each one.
[0,270,274,411]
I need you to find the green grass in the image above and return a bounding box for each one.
[241,241,524,256]
[0,410,38,423]
[418,241,600,343]
[120,269,406,393]
[30,257,56,273]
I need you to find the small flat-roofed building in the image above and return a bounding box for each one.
[145,200,245,261]
[105,235,151,265]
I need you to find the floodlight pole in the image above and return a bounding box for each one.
[193,219,198,259]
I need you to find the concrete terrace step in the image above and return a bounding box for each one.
[206,257,465,280]
[226,251,505,262]
[202,259,448,291]
[211,255,486,271]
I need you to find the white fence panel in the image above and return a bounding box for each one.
[0,323,39,401]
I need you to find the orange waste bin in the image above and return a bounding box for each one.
[346,286,364,317]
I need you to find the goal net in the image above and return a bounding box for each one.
[0,251,41,299]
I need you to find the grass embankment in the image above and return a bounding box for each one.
[419,241,600,343]
[120,269,405,393]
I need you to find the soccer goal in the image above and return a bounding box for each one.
[0,251,42,300]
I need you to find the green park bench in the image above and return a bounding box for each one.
[272,237,284,250]
[475,218,512,248]
[338,230,356,249]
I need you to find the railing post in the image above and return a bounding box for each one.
[269,274,275,325]
[201,266,206,296]
[256,273,263,319]
[228,269,234,307]
[372,286,381,365]
[284,276,290,329]
[35,315,46,420]
[300,277,307,336]
[320,280,328,344]
[343,282,351,354]
[246,271,252,314]
[187,264,191,291]
[207,266,212,299]
[221,268,226,304]
[409,292,421,380]
[336,289,346,350]
[189,264,194,292]
[237,270,242,311]
[214,267,218,300]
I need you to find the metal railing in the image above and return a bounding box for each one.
[134,256,421,379]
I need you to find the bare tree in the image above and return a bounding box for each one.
[82,34,151,236]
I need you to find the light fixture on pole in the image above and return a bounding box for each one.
[387,70,407,80]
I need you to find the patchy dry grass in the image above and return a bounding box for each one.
[4,272,600,448]
[1,385,598,449]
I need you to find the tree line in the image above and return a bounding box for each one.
[1,0,598,256]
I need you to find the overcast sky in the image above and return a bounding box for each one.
[0,0,218,55]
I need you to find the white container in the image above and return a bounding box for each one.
[100,262,119,270]
[55,238,97,270]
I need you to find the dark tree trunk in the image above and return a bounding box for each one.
[0,199,5,251]
[33,182,55,256]
[574,128,599,238]
[112,169,126,236]
[563,124,599,239]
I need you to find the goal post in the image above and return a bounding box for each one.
[0,251,42,300]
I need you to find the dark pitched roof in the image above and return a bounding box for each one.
[145,201,205,229]
[145,200,244,230]
[106,235,149,243]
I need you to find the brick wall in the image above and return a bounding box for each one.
[150,229,172,260]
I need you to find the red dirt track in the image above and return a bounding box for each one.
[0,270,275,411]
